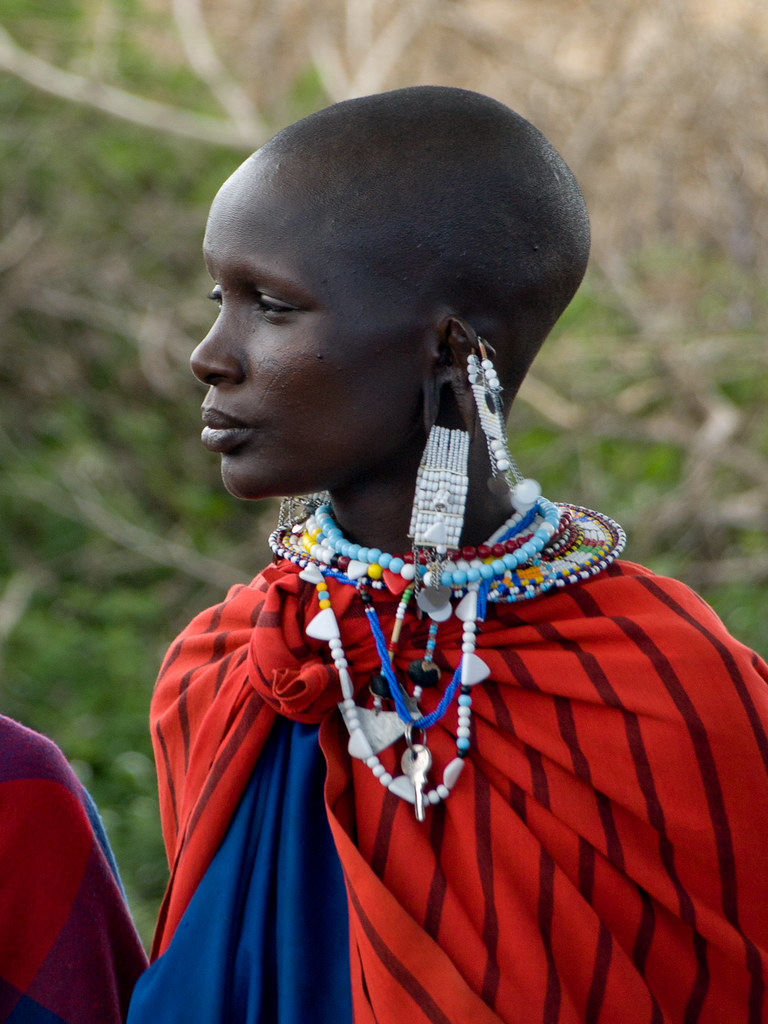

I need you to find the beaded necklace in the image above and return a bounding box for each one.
[269,499,625,820]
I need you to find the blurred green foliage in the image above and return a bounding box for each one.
[1,2,767,950]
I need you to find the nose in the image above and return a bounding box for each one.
[190,321,245,386]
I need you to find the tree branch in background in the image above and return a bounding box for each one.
[0,23,257,147]
[10,473,246,590]
[171,0,264,137]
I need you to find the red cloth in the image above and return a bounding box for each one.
[150,559,768,1023]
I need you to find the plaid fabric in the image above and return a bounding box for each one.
[0,717,147,1024]
[151,558,768,1023]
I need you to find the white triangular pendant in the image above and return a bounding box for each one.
[299,564,324,584]
[454,590,478,622]
[305,607,340,641]
[388,774,416,803]
[424,519,447,546]
[461,651,490,686]
[346,559,370,580]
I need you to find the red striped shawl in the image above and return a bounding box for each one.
[150,558,768,1023]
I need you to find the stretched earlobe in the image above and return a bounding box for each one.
[441,316,480,438]
[422,376,441,435]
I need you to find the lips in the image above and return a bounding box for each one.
[201,409,255,453]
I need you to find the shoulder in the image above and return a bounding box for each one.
[550,559,768,707]
[560,558,737,634]
[0,715,97,865]
[497,559,767,702]
[0,714,80,792]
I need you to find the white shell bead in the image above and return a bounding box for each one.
[461,652,491,686]
[442,757,465,789]
[388,774,416,803]
[346,559,370,580]
[348,727,373,760]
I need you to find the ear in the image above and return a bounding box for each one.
[435,315,479,437]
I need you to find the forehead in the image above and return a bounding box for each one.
[203,148,425,307]
[205,152,309,255]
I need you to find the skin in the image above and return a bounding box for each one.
[191,87,589,554]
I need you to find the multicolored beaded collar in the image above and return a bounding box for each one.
[268,499,625,820]
[269,500,625,603]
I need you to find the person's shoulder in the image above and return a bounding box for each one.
[0,714,78,791]
[579,559,763,667]
[590,558,726,621]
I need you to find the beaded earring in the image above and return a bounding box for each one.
[468,339,541,513]
[408,424,470,583]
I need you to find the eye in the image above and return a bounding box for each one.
[206,284,297,319]
[256,292,296,315]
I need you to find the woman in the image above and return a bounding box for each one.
[129,87,768,1023]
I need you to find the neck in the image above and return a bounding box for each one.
[328,443,514,554]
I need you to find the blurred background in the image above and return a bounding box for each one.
[1,0,766,945]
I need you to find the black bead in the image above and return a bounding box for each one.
[407,659,442,688]
[369,672,391,699]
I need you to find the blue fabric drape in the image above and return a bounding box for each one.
[128,720,351,1023]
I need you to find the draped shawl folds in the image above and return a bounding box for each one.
[0,716,147,1023]
[150,559,768,1024]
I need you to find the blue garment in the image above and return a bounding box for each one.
[128,719,352,1023]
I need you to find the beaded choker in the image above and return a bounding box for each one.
[269,500,624,603]
[268,500,625,820]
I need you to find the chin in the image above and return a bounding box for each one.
[220,462,266,502]
[220,461,296,504]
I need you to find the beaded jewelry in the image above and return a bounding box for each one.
[409,424,470,552]
[300,563,484,819]
[277,490,332,532]
[269,502,624,602]
[266,341,626,820]
[468,340,542,513]
[269,500,625,820]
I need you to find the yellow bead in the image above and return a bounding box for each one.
[367,563,383,580]
[318,599,331,609]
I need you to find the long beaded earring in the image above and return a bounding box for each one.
[408,424,470,587]
[467,339,541,513]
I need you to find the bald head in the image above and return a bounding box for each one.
[227,87,590,393]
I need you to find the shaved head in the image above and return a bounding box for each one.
[251,86,590,393]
